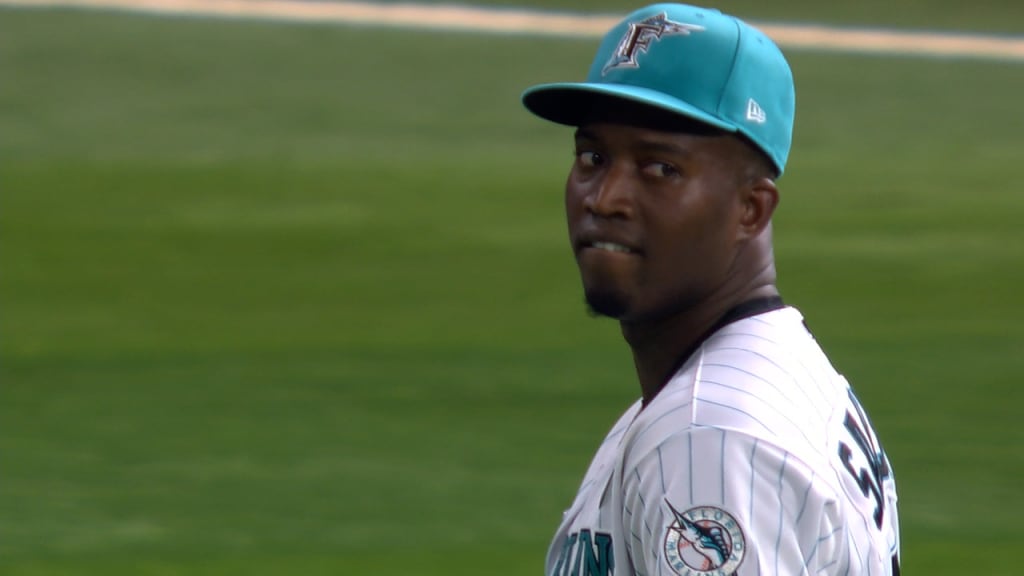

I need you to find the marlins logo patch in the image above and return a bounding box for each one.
[664,502,745,576]
[602,12,704,75]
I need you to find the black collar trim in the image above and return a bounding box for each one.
[708,295,785,334]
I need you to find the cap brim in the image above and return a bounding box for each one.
[522,82,738,132]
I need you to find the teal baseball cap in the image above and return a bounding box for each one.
[522,3,795,175]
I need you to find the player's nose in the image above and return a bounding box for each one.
[584,163,634,219]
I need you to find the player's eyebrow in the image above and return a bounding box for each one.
[632,138,692,158]
[575,126,694,159]
[573,127,599,144]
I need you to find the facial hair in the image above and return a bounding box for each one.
[584,287,629,319]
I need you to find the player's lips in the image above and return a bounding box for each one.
[589,240,626,252]
[586,241,635,254]
[575,232,642,255]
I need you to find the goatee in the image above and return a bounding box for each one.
[584,288,629,319]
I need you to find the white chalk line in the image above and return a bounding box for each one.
[3,0,1024,61]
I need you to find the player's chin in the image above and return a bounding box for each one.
[584,287,631,319]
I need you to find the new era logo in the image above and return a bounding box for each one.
[746,99,767,124]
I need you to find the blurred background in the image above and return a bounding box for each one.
[2,0,1022,574]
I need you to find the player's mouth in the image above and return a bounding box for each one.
[588,241,636,254]
[574,230,643,256]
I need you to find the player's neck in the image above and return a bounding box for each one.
[624,284,781,406]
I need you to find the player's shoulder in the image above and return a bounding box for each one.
[693,306,849,451]
[703,305,829,374]
[628,306,849,465]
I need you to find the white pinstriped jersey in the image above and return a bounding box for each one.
[547,306,900,576]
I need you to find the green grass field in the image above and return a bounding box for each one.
[2,3,1023,574]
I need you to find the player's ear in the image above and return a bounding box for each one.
[737,176,778,240]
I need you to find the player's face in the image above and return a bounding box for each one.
[566,122,751,322]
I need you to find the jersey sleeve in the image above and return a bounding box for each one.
[621,426,848,576]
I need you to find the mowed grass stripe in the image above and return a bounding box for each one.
[3,0,1024,60]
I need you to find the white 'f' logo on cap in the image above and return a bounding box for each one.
[602,13,705,75]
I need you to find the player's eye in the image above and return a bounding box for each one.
[575,150,604,167]
[641,161,679,179]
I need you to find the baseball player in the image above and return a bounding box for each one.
[521,3,900,575]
